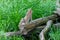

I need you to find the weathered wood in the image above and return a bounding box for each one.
[39,20,52,40]
[4,31,21,37]
[36,23,60,29]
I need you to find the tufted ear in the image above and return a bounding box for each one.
[18,18,26,31]
[24,8,32,22]
[18,8,32,35]
[26,8,32,16]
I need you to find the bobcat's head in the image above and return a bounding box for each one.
[18,8,32,35]
[18,18,28,35]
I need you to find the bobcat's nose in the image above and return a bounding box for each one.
[22,23,25,26]
[22,32,27,35]
[22,29,28,35]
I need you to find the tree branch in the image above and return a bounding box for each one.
[4,31,21,37]
[39,20,52,40]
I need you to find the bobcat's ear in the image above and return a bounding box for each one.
[26,8,32,16]
[24,8,32,22]
[18,18,25,29]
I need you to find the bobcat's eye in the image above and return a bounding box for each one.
[21,23,25,26]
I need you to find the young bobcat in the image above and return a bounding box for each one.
[18,8,32,35]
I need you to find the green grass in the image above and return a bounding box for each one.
[0,35,23,40]
[0,0,56,40]
[49,25,60,40]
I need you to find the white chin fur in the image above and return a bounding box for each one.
[23,32,27,35]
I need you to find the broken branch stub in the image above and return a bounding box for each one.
[39,20,52,40]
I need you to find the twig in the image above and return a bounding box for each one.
[4,31,21,37]
[39,20,52,40]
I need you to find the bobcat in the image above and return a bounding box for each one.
[18,8,32,35]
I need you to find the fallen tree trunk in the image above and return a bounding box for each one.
[39,20,52,40]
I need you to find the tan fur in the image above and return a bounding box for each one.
[24,8,32,23]
[18,8,32,35]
